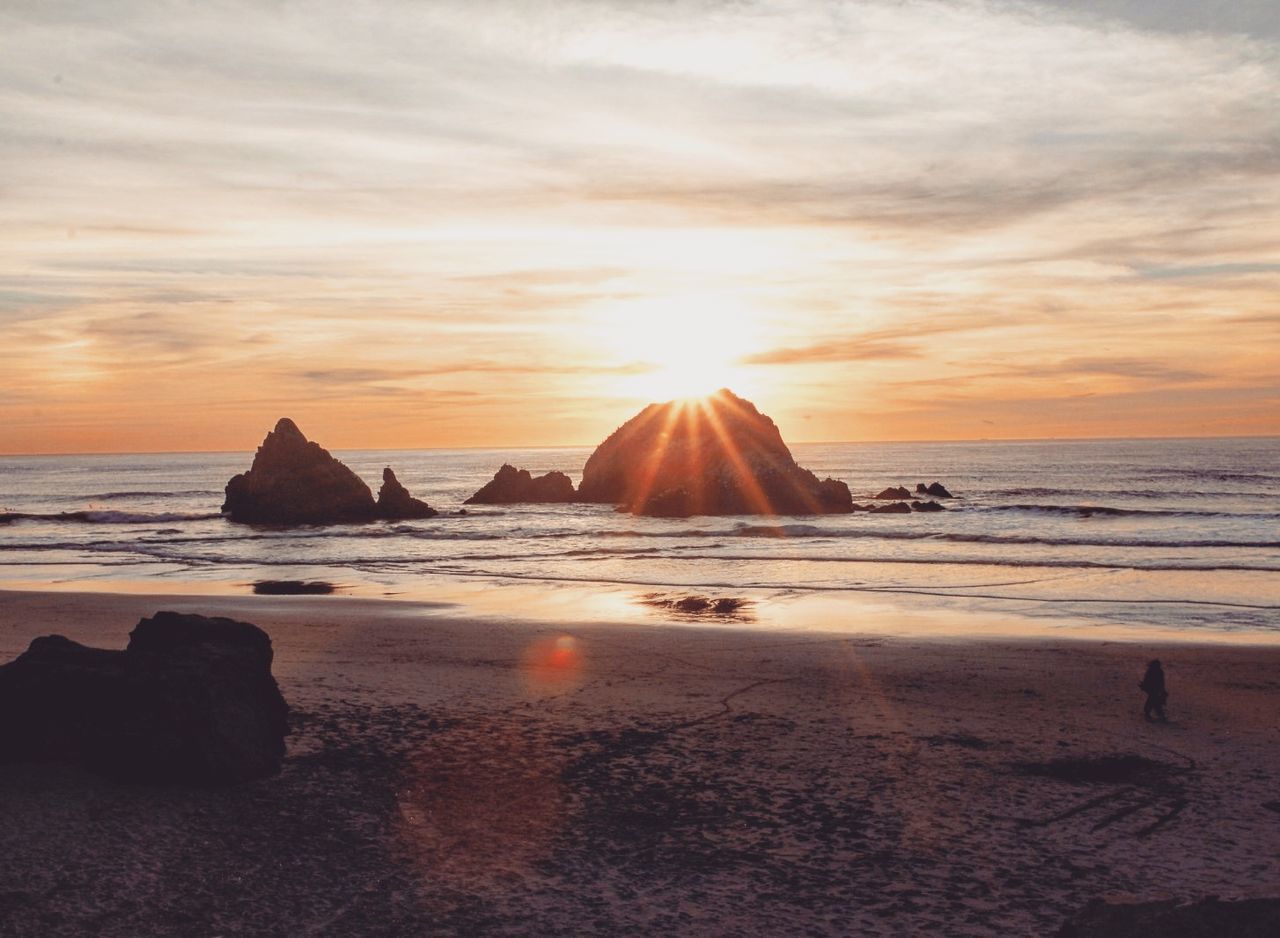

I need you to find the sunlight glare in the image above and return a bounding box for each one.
[594,294,766,401]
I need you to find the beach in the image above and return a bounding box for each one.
[2,587,1277,936]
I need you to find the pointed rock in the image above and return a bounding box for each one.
[377,467,437,520]
[222,418,377,524]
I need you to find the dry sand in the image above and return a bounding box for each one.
[0,587,1277,936]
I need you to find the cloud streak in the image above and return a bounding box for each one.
[1,0,1277,449]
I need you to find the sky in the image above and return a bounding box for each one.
[2,0,1278,454]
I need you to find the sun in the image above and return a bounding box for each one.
[592,294,766,401]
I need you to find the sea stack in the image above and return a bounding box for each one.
[576,389,852,517]
[377,468,437,519]
[465,464,575,505]
[223,418,435,524]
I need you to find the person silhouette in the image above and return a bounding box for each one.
[1139,659,1168,722]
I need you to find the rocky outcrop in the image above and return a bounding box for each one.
[1055,896,1280,938]
[576,389,852,517]
[870,502,912,514]
[874,486,912,500]
[0,612,289,785]
[377,468,437,519]
[223,419,434,524]
[911,500,945,512]
[465,464,575,505]
[223,418,376,524]
[916,482,954,498]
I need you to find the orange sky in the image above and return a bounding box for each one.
[2,1,1278,454]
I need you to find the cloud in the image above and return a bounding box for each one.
[743,338,922,366]
[1,0,1278,448]
[1040,357,1209,384]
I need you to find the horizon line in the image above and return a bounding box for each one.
[4,431,1278,459]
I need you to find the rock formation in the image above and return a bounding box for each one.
[916,481,954,498]
[0,612,289,785]
[465,464,575,505]
[576,389,852,517]
[874,486,912,500]
[870,502,912,514]
[911,500,945,512]
[377,467,437,519]
[223,418,435,524]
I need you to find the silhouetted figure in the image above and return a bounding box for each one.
[1139,659,1168,722]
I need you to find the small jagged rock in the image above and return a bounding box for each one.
[465,464,575,505]
[874,486,912,500]
[912,500,945,512]
[0,612,289,786]
[870,502,912,514]
[926,482,953,498]
[377,467,437,519]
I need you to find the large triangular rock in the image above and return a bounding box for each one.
[223,418,377,524]
[576,389,852,517]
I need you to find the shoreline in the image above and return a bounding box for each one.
[3,574,1279,647]
[1,585,1278,934]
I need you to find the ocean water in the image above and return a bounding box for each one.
[2,438,1278,636]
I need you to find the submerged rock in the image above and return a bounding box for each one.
[0,612,289,785]
[911,500,945,512]
[223,418,377,524]
[465,464,575,505]
[576,389,852,517]
[377,467,437,519]
[870,502,912,514]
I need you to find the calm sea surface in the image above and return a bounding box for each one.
[2,438,1278,636]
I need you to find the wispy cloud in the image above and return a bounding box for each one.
[1,0,1277,449]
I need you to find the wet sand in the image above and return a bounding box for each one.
[0,588,1277,936]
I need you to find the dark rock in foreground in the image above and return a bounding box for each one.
[465,464,575,505]
[377,467,438,519]
[874,486,912,500]
[912,500,945,512]
[1056,896,1280,938]
[916,481,954,498]
[576,389,852,517]
[0,612,289,785]
[223,418,434,524]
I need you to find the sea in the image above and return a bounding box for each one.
[2,438,1278,639]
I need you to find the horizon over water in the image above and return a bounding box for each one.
[2,437,1277,640]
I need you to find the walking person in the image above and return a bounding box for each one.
[1139,659,1168,722]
